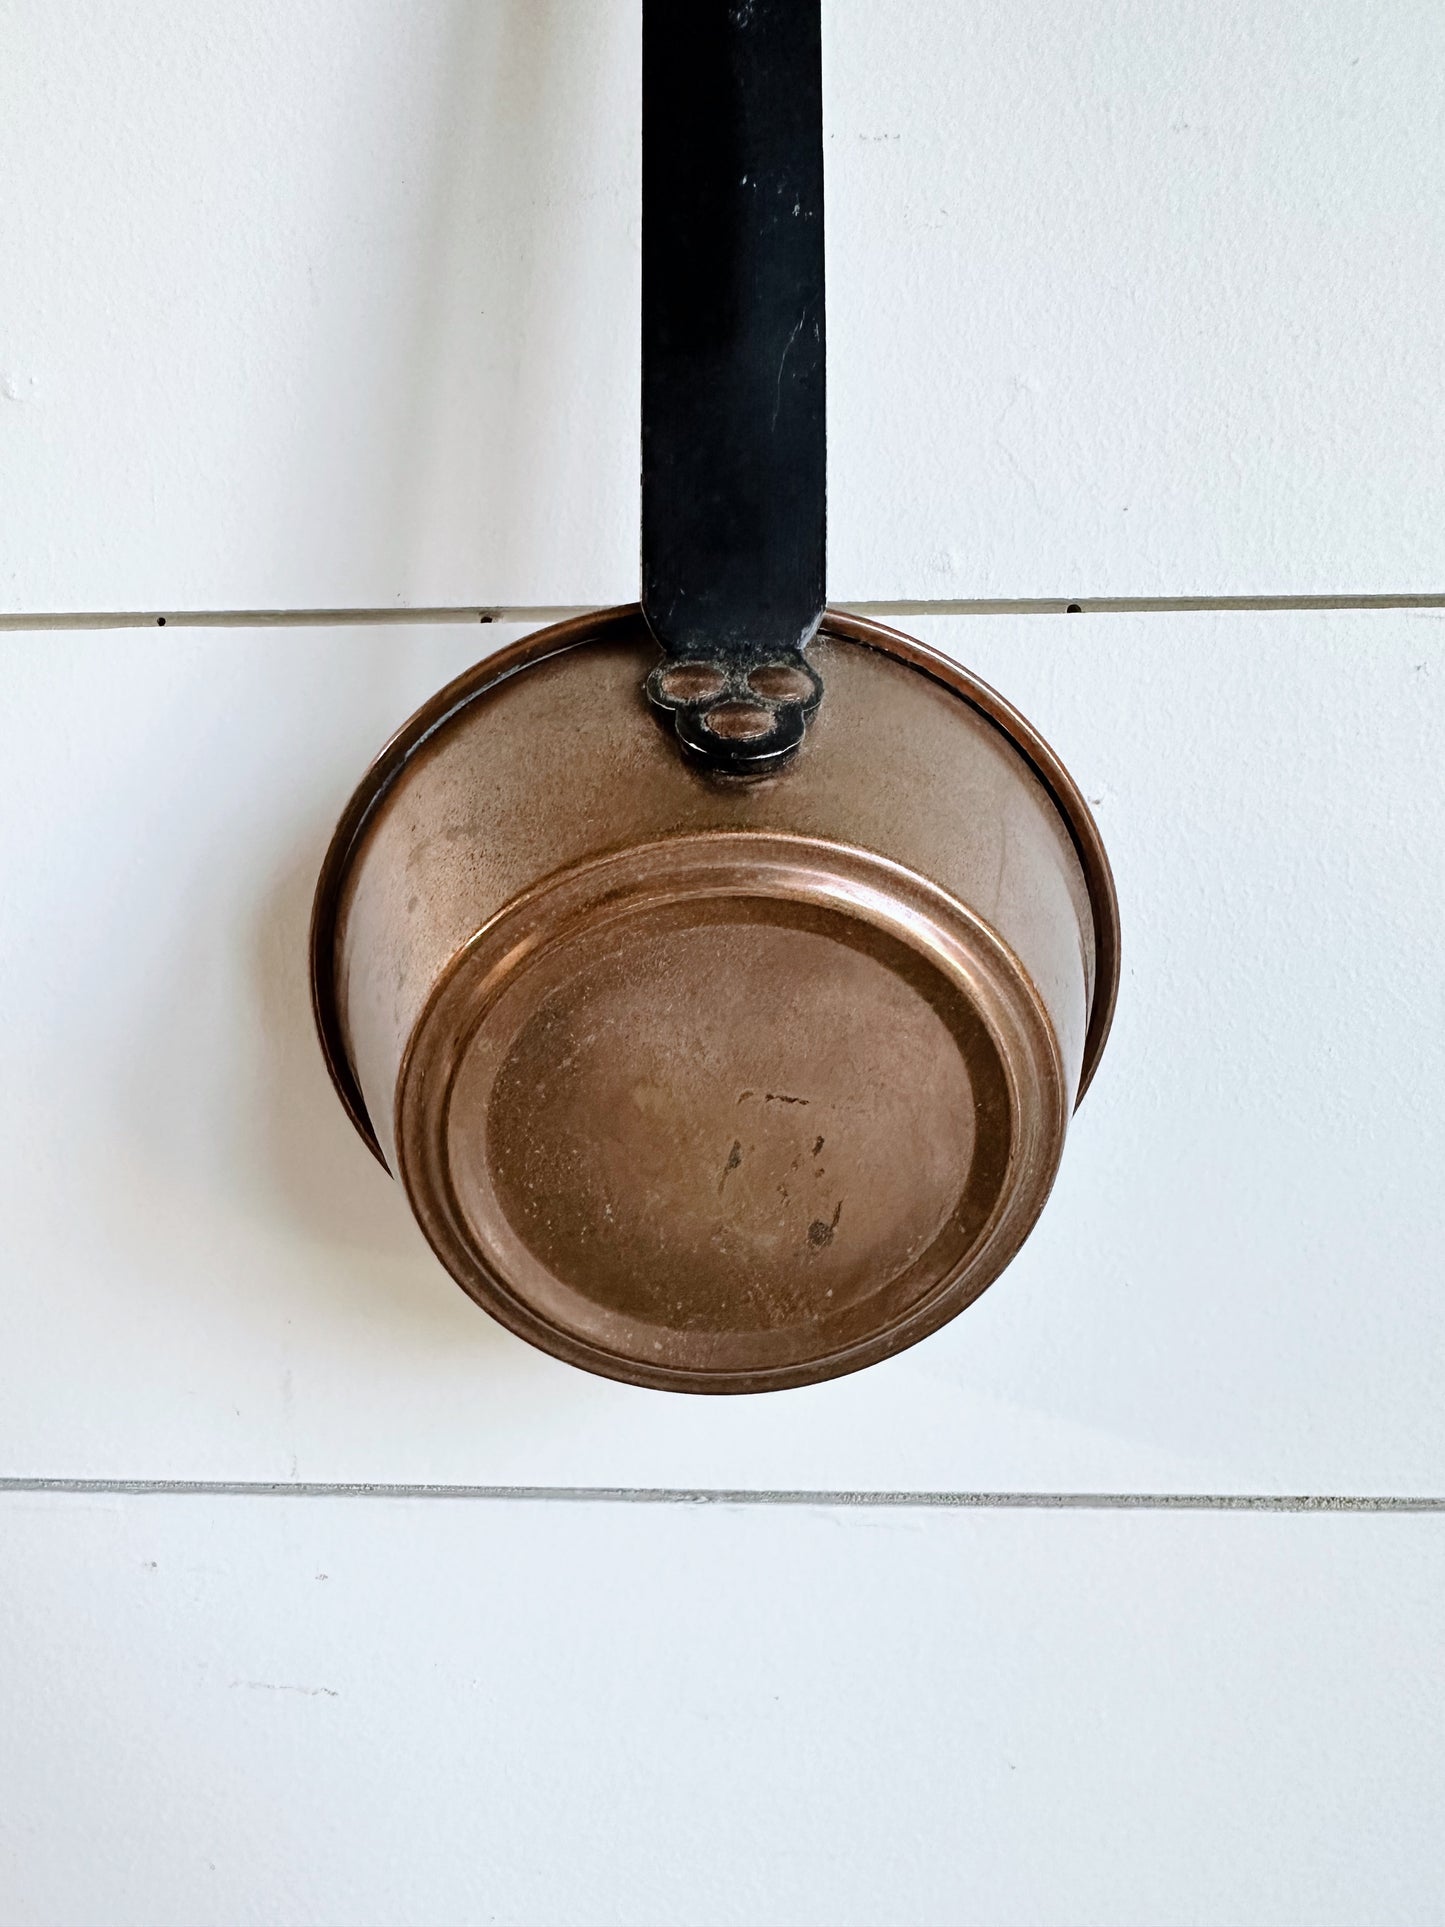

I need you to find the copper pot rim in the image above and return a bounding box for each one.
[309,603,1121,1169]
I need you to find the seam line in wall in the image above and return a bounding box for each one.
[1,593,1444,632]
[0,1480,1441,1511]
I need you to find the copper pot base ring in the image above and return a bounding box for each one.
[395,833,1067,1394]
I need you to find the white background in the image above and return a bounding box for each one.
[2,4,1443,1921]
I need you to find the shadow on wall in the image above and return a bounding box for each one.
[99,629,516,1361]
[248,842,412,1267]
[241,806,516,1359]
[278,0,628,605]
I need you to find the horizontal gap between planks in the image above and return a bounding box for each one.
[0,1479,1441,1511]
[2,592,1445,632]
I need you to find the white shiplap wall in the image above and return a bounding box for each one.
[2,4,1442,1921]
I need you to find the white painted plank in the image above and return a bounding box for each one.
[0,0,640,614]
[3,2,1444,611]
[0,610,1441,1492]
[1,1493,1441,1925]
[828,0,1445,601]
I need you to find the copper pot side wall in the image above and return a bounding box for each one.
[321,610,1108,1164]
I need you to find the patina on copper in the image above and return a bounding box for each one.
[310,605,1119,1394]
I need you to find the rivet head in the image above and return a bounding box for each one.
[656,662,728,704]
[703,700,777,742]
[747,663,816,703]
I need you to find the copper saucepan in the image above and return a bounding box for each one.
[310,605,1118,1392]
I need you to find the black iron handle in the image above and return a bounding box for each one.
[641,0,826,774]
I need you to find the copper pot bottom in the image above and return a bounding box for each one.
[397,834,1064,1392]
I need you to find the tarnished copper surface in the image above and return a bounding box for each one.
[310,606,1119,1392]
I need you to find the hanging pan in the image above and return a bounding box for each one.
[310,3,1119,1393]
